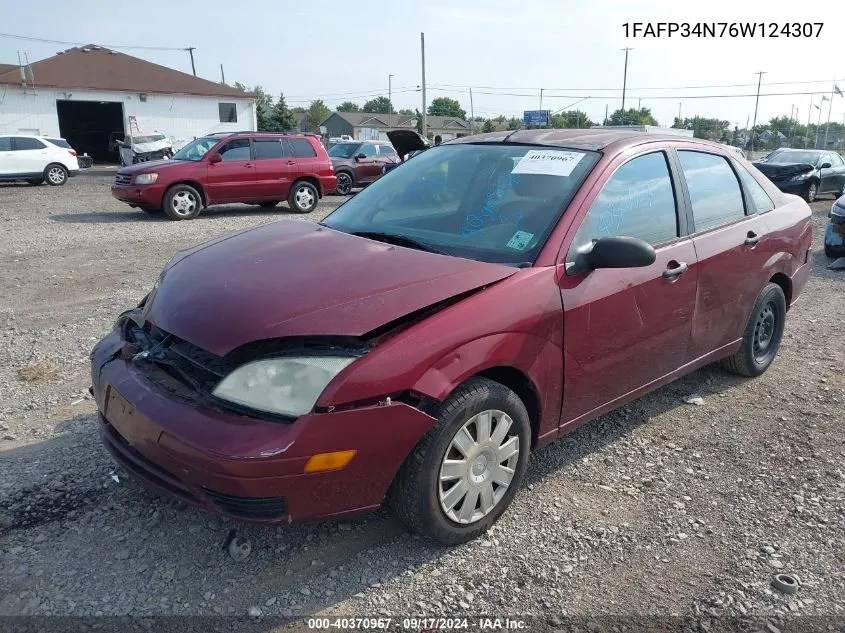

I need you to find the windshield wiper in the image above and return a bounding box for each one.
[349,231,446,255]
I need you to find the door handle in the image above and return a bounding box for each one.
[287,160,296,165]
[744,231,761,246]
[662,261,689,279]
[244,163,253,168]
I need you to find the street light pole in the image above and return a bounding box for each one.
[750,71,766,154]
[620,47,632,121]
[388,74,393,113]
[420,33,427,138]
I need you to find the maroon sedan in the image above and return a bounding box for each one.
[91,129,812,544]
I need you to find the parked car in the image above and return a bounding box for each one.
[116,133,174,166]
[110,132,336,220]
[327,140,400,195]
[825,194,845,258]
[381,130,431,176]
[755,148,788,163]
[0,134,79,185]
[92,130,812,544]
[753,149,845,202]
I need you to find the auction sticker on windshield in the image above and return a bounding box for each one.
[506,230,534,250]
[512,150,585,177]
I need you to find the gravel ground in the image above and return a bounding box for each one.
[0,174,843,628]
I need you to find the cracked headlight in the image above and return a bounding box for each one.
[212,356,356,417]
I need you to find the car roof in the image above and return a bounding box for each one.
[448,129,732,153]
[205,131,316,139]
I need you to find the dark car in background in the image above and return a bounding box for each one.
[825,194,845,258]
[381,130,431,176]
[328,140,399,195]
[111,132,336,220]
[754,149,845,202]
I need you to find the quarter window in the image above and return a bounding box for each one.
[218,103,238,123]
[13,137,46,150]
[219,139,251,162]
[0,137,11,151]
[828,153,844,167]
[568,152,678,261]
[678,151,745,232]
[734,162,774,213]
[253,139,285,160]
[287,138,317,158]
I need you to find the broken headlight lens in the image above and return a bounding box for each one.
[134,173,158,185]
[212,356,356,417]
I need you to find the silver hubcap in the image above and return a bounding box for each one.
[295,186,315,210]
[439,410,520,525]
[48,167,64,184]
[808,184,816,201]
[171,191,196,215]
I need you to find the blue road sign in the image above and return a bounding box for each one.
[523,110,550,126]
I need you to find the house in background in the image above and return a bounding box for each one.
[321,112,470,142]
[0,45,256,161]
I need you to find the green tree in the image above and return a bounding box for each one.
[337,101,360,112]
[550,110,593,129]
[482,119,495,133]
[250,85,274,132]
[506,116,522,131]
[292,106,306,114]
[414,109,423,135]
[398,108,415,115]
[493,115,507,123]
[671,116,730,140]
[269,93,297,132]
[362,96,394,114]
[607,107,658,126]
[428,97,466,119]
[305,100,331,133]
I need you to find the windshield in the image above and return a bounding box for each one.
[133,134,167,144]
[171,137,219,161]
[328,143,361,158]
[321,143,600,266]
[768,151,822,165]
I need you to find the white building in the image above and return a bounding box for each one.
[0,45,255,161]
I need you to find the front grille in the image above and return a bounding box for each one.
[114,173,131,186]
[202,488,288,519]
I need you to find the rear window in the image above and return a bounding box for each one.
[288,138,317,158]
[45,137,72,149]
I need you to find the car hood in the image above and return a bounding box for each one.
[386,130,430,157]
[116,159,191,175]
[754,162,816,178]
[132,139,172,153]
[143,219,517,356]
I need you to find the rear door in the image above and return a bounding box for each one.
[674,148,773,359]
[253,138,292,199]
[823,152,845,195]
[204,138,255,202]
[285,137,322,181]
[355,142,380,183]
[0,136,14,174]
[376,143,399,176]
[12,137,49,174]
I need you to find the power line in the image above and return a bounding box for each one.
[429,78,845,93]
[0,32,192,52]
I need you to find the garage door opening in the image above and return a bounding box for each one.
[56,100,124,162]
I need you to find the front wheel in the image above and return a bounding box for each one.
[804,181,818,203]
[334,172,353,196]
[163,184,203,220]
[44,164,68,186]
[288,181,319,214]
[721,282,786,377]
[389,377,531,545]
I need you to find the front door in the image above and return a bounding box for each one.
[821,152,845,195]
[559,150,698,427]
[205,138,255,202]
[354,143,380,183]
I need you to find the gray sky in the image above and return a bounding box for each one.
[2,0,843,130]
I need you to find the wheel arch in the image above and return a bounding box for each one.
[768,271,792,310]
[474,366,542,448]
[293,175,322,197]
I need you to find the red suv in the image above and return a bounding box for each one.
[111,132,336,220]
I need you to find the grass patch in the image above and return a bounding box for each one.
[17,361,61,382]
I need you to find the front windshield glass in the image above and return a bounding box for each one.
[328,143,361,158]
[133,134,167,144]
[171,137,219,161]
[321,143,600,266]
[768,151,822,165]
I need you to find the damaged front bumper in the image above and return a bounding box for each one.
[90,328,437,524]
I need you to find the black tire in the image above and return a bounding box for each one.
[721,283,786,377]
[804,181,818,203]
[388,377,531,545]
[259,200,280,208]
[162,184,203,221]
[334,171,354,196]
[825,244,845,259]
[44,164,68,186]
[287,181,319,214]
[139,206,163,215]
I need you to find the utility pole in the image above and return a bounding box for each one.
[186,47,196,76]
[620,47,632,119]
[806,96,813,148]
[750,71,765,154]
[388,74,394,113]
[823,81,835,149]
[815,97,824,148]
[539,88,543,112]
[420,33,427,138]
[677,102,682,125]
[220,64,225,84]
[604,103,608,126]
[469,87,475,134]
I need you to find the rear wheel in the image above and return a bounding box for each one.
[721,283,786,377]
[163,184,202,220]
[335,171,353,196]
[259,200,280,208]
[825,243,845,258]
[288,181,319,213]
[44,164,68,186]
[804,181,818,203]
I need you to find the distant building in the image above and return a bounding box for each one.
[0,45,256,160]
[321,112,471,142]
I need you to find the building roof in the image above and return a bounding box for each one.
[326,111,470,130]
[0,45,253,99]
[0,63,17,75]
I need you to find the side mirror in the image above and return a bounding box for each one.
[820,162,832,169]
[574,236,656,272]
[209,153,222,164]
[355,153,367,161]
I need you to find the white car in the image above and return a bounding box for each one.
[0,134,80,186]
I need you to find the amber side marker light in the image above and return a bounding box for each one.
[304,450,357,473]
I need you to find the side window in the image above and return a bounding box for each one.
[677,151,745,232]
[218,103,238,123]
[0,137,11,151]
[359,144,378,158]
[827,153,843,167]
[379,145,397,158]
[219,139,251,162]
[288,138,317,158]
[13,137,46,150]
[734,162,775,213]
[568,152,678,261]
[253,139,284,160]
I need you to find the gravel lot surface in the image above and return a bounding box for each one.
[0,174,843,629]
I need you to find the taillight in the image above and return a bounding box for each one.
[68,149,78,157]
